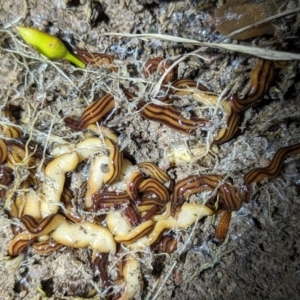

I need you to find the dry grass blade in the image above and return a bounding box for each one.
[102,33,300,61]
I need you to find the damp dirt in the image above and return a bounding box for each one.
[0,0,300,299]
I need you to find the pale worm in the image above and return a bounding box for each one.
[129,203,213,249]
[40,152,79,217]
[106,210,132,237]
[85,124,118,142]
[85,154,107,209]
[119,255,141,300]
[22,190,42,220]
[0,139,7,163]
[75,137,106,162]
[21,214,116,254]
[113,220,154,244]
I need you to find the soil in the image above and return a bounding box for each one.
[0,0,300,299]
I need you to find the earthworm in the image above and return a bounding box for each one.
[244,142,300,186]
[215,210,231,241]
[229,60,275,111]
[143,57,175,84]
[64,94,115,131]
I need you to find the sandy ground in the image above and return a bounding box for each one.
[0,0,300,299]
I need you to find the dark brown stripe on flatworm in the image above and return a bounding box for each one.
[215,210,231,241]
[61,187,83,223]
[138,178,170,203]
[123,203,142,227]
[103,138,123,185]
[92,191,130,211]
[93,253,111,288]
[140,102,209,135]
[143,57,175,84]
[127,171,144,204]
[9,234,37,256]
[141,205,159,222]
[229,60,275,112]
[158,235,177,254]
[21,214,64,236]
[213,110,240,144]
[64,94,115,131]
[137,162,170,185]
[244,142,300,185]
[171,175,242,215]
[171,79,208,92]
[33,240,63,254]
[74,49,114,66]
